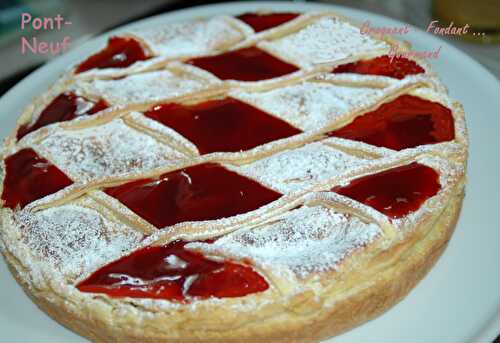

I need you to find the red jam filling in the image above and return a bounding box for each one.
[75,37,149,74]
[1,148,73,209]
[77,240,269,301]
[328,95,455,151]
[17,92,108,140]
[187,46,298,81]
[236,12,300,32]
[332,162,441,218]
[331,55,425,79]
[144,98,302,154]
[105,163,282,229]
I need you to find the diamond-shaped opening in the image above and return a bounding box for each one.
[76,37,150,74]
[17,92,108,140]
[187,46,299,81]
[105,163,282,228]
[77,240,268,301]
[328,95,455,150]
[144,97,302,154]
[236,12,300,32]
[332,162,441,218]
[331,55,424,79]
[1,148,73,209]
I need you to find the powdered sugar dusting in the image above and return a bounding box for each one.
[38,119,186,182]
[77,70,215,105]
[130,16,245,57]
[259,16,390,68]
[0,9,467,312]
[232,82,384,131]
[233,142,367,193]
[188,205,381,278]
[16,202,143,281]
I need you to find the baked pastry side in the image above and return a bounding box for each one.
[0,10,467,343]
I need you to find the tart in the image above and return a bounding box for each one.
[0,10,467,343]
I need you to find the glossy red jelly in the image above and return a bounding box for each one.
[328,95,455,150]
[187,46,298,81]
[1,148,73,209]
[332,162,441,218]
[144,98,302,154]
[237,12,300,32]
[331,55,425,79]
[105,163,282,229]
[75,37,149,73]
[77,240,269,301]
[17,92,108,140]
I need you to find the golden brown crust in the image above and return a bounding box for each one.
[0,10,468,343]
[2,190,464,343]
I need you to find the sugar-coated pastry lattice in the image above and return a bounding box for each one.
[1,11,466,309]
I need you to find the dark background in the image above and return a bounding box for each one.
[0,0,498,96]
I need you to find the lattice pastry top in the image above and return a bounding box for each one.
[0,10,467,343]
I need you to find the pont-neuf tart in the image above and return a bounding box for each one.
[0,10,467,343]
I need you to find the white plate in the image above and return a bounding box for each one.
[1,2,499,343]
